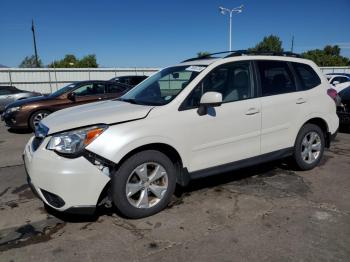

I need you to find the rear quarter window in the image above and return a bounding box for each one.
[292,63,321,90]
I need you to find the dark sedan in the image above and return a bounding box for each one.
[0,86,41,112]
[1,80,130,130]
[110,75,148,87]
[337,86,350,126]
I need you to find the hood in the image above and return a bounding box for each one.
[42,100,154,134]
[6,95,50,108]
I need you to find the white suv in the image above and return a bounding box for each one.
[24,52,339,218]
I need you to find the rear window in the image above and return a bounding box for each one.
[292,63,321,90]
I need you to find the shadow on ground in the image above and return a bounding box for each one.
[45,159,301,222]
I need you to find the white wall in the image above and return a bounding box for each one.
[319,66,350,74]
[0,68,160,94]
[1,66,349,94]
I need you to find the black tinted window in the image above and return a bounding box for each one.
[292,63,321,90]
[107,84,128,93]
[182,62,252,108]
[257,61,296,96]
[74,83,105,96]
[332,76,349,84]
[0,89,12,95]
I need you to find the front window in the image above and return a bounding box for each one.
[118,66,205,105]
[50,83,77,97]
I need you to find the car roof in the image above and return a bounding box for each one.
[326,73,350,77]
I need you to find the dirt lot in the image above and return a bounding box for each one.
[0,122,349,262]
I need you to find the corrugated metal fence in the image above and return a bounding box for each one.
[0,67,159,93]
[319,66,350,74]
[0,66,349,94]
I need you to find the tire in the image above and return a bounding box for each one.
[111,150,177,219]
[29,110,51,130]
[292,123,325,171]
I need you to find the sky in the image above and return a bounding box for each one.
[0,0,349,67]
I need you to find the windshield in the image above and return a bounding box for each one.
[50,83,77,97]
[118,65,205,105]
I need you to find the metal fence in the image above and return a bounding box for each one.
[0,66,349,94]
[319,66,350,74]
[0,67,159,94]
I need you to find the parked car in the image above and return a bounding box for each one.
[0,86,41,112]
[24,51,339,218]
[110,75,148,87]
[2,80,130,130]
[337,86,350,126]
[326,73,350,85]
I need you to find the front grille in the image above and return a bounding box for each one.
[32,137,44,152]
[40,189,65,208]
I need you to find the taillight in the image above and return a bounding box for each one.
[327,88,338,102]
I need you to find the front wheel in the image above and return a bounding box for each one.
[29,110,51,130]
[292,123,325,170]
[111,150,176,218]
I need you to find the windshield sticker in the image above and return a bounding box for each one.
[185,66,206,72]
[164,96,172,101]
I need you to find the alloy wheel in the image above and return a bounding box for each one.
[125,162,168,209]
[301,131,322,164]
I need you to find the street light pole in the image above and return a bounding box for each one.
[219,5,243,51]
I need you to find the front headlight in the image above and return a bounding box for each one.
[6,106,20,114]
[46,125,108,155]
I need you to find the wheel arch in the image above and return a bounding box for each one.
[115,143,189,187]
[28,108,53,129]
[297,117,331,148]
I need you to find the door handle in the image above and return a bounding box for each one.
[296,98,306,104]
[245,108,260,115]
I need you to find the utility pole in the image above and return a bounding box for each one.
[291,35,295,53]
[31,19,39,67]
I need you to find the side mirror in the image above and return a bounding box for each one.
[332,81,340,85]
[67,92,76,101]
[197,91,222,116]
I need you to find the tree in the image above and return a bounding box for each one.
[249,35,284,53]
[197,51,211,58]
[78,54,98,67]
[49,54,98,68]
[302,45,350,66]
[19,55,43,68]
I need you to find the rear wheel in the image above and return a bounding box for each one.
[292,123,325,170]
[111,150,176,218]
[29,110,51,130]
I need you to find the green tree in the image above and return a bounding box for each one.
[302,45,349,66]
[78,54,98,67]
[49,54,98,68]
[197,51,211,58]
[19,55,43,68]
[249,35,284,53]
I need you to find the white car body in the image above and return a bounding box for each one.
[24,55,339,215]
[326,74,350,92]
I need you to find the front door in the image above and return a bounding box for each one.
[179,61,261,172]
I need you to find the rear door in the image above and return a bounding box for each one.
[257,60,302,154]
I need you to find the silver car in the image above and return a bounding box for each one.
[0,86,41,112]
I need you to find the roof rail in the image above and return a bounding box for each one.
[225,50,302,58]
[181,50,301,63]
